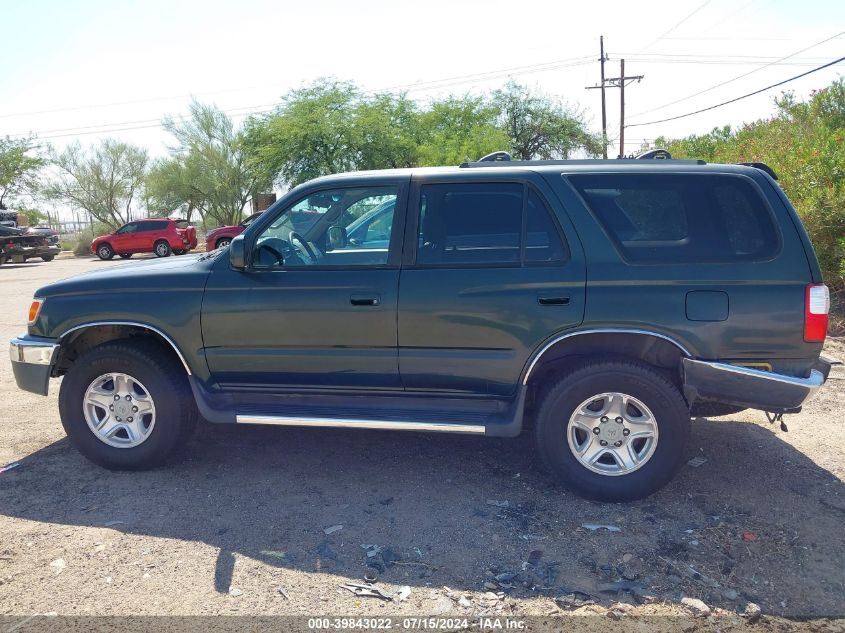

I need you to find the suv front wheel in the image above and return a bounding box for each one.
[535,359,689,501]
[58,340,197,470]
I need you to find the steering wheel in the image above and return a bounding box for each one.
[288,231,318,264]
[255,238,287,267]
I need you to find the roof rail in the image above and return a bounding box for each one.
[737,162,778,180]
[459,158,706,168]
[635,148,672,160]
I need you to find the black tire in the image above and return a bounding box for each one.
[41,255,55,262]
[535,359,690,502]
[118,253,132,259]
[58,339,197,470]
[154,240,172,257]
[97,244,114,260]
[173,249,186,255]
[216,237,232,249]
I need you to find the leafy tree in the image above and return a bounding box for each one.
[162,100,268,227]
[0,136,45,209]
[415,95,509,166]
[492,81,602,159]
[45,139,148,228]
[145,156,206,226]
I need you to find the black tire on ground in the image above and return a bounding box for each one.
[41,255,55,262]
[58,339,197,470]
[173,249,185,255]
[216,238,232,249]
[154,240,172,257]
[534,359,690,502]
[97,244,114,260]
[118,253,132,259]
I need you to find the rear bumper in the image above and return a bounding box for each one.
[9,334,59,396]
[683,356,834,413]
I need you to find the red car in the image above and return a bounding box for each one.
[91,218,197,260]
[205,213,262,251]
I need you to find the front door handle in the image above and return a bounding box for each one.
[538,296,570,306]
[350,294,381,306]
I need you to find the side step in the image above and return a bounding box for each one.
[189,378,526,438]
[236,415,485,434]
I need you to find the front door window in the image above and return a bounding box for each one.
[252,187,398,268]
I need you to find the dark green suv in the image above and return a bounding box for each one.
[9,156,835,500]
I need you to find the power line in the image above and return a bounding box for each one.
[625,55,845,128]
[0,55,594,122]
[638,0,713,51]
[627,29,845,119]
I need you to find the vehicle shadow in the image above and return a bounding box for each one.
[1,416,843,617]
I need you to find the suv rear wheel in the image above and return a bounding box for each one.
[58,340,197,470]
[535,359,689,501]
[154,240,172,257]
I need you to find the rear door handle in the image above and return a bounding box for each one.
[350,294,381,306]
[537,296,570,306]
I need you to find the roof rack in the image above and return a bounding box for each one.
[459,156,706,168]
[737,162,778,180]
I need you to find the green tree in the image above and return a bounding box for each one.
[0,136,45,209]
[492,81,602,159]
[45,139,148,228]
[162,100,267,227]
[415,95,509,166]
[145,156,206,226]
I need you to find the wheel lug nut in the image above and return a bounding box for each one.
[125,395,132,401]
[116,416,121,422]
[132,406,138,412]
[599,440,608,446]
[127,416,133,422]
[615,417,623,424]
[623,429,630,436]
[113,395,120,401]
[614,440,623,447]
[109,405,114,411]
[600,416,608,423]
[593,427,601,435]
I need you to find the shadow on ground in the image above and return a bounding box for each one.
[1,417,843,617]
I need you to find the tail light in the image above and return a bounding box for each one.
[804,283,829,342]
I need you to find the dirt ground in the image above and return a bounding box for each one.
[1,256,844,631]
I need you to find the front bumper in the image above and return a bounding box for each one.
[683,356,835,413]
[9,334,59,396]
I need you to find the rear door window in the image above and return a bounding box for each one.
[567,173,779,263]
[416,183,567,266]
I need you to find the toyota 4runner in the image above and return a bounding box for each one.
[9,155,836,500]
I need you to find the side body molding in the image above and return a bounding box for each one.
[59,321,193,376]
[521,328,692,385]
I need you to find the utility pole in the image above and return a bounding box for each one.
[585,35,609,158]
[604,58,644,158]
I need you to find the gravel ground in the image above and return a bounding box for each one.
[1,256,844,630]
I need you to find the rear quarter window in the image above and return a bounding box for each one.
[567,173,780,264]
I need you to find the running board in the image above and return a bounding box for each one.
[235,415,486,434]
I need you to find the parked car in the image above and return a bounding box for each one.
[205,213,263,251]
[10,153,836,501]
[0,225,61,264]
[90,218,197,260]
[25,225,60,247]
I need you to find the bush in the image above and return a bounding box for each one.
[74,237,92,256]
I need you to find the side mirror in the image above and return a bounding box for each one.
[229,234,246,270]
[327,225,348,251]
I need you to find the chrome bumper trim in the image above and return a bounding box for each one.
[236,415,486,434]
[683,358,827,412]
[9,336,58,365]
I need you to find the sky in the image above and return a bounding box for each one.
[1,0,844,186]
